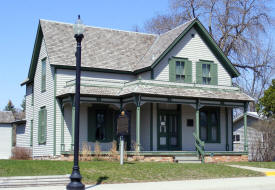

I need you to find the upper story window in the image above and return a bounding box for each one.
[233,134,240,142]
[41,58,46,92]
[196,60,217,85]
[169,57,192,83]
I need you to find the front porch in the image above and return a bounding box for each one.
[57,89,250,162]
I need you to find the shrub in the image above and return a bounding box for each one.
[108,140,118,160]
[81,142,91,161]
[11,147,32,160]
[94,141,101,159]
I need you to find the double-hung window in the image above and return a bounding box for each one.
[202,63,211,84]
[176,61,185,82]
[169,57,192,83]
[199,107,220,143]
[95,111,106,141]
[41,59,46,92]
[196,60,217,85]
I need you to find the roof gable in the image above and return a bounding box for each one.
[146,19,240,77]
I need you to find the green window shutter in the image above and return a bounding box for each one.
[42,108,47,144]
[210,63,218,85]
[38,108,47,144]
[105,110,114,142]
[38,109,42,144]
[184,60,192,83]
[196,62,203,84]
[88,107,96,142]
[169,59,176,82]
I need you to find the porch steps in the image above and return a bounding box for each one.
[174,155,201,163]
[0,175,70,188]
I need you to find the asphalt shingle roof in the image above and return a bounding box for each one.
[40,19,193,72]
[57,80,254,102]
[0,111,15,124]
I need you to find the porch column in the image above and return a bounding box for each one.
[135,95,141,152]
[195,100,200,138]
[225,107,229,151]
[244,102,248,152]
[70,96,75,151]
[61,104,65,152]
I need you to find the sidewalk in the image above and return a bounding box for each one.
[228,165,275,176]
[2,176,275,190]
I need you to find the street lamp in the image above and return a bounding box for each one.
[67,15,85,190]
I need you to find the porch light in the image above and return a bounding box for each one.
[73,15,85,35]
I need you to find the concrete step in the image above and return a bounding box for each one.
[175,156,201,163]
[175,156,198,161]
[177,160,201,164]
[0,175,70,188]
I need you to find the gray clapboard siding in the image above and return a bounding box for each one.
[233,117,262,160]
[32,38,55,157]
[16,124,29,148]
[154,27,232,87]
[25,84,33,149]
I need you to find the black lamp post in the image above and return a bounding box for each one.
[67,15,85,190]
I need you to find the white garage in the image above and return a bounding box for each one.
[0,111,15,159]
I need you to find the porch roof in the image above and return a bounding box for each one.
[56,79,254,102]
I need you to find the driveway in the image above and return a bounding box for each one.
[2,176,275,190]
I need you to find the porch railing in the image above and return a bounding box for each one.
[193,132,205,163]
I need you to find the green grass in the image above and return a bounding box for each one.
[232,162,275,169]
[0,160,263,184]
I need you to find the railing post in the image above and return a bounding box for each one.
[135,95,141,152]
[196,99,200,139]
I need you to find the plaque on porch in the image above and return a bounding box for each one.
[117,113,129,136]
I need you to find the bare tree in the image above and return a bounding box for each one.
[236,38,275,111]
[144,0,274,104]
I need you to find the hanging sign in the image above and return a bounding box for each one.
[117,113,129,136]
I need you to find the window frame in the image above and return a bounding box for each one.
[41,58,47,92]
[196,60,218,85]
[199,107,220,143]
[169,57,192,83]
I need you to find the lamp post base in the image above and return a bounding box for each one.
[66,168,85,190]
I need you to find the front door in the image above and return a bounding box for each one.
[158,111,180,150]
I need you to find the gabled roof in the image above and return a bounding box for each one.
[0,111,15,124]
[233,112,262,124]
[22,18,240,85]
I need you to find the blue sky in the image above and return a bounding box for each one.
[0,0,170,110]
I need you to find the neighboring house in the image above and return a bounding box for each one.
[21,18,253,162]
[0,111,14,159]
[233,112,262,160]
[0,111,27,159]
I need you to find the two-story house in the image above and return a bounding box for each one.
[21,18,253,163]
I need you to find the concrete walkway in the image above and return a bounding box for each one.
[228,165,275,176]
[2,176,275,190]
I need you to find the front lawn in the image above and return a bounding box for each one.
[232,162,275,169]
[0,160,263,184]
